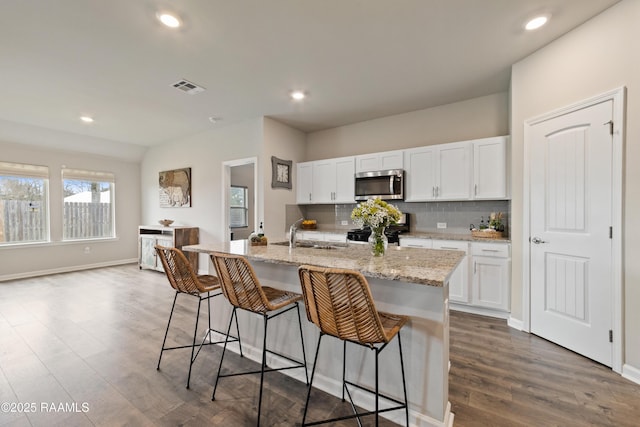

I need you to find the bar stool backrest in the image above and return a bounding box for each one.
[155,245,205,294]
[298,265,389,344]
[210,252,271,313]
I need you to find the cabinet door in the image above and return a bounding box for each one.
[139,236,158,269]
[404,147,436,201]
[334,157,355,203]
[355,154,381,173]
[471,256,509,311]
[312,160,336,203]
[433,240,469,304]
[473,136,507,199]
[379,150,404,170]
[296,162,313,204]
[437,142,471,200]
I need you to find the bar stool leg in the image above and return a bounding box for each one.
[398,332,409,426]
[186,296,202,389]
[295,302,309,385]
[375,347,380,427]
[257,314,268,427]
[157,292,178,370]
[212,307,237,400]
[342,340,347,401]
[302,333,324,426]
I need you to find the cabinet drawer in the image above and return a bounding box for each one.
[399,237,432,248]
[471,242,510,258]
[432,240,468,253]
[323,233,347,243]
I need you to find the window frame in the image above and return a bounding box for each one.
[229,185,249,229]
[62,168,115,241]
[0,162,50,246]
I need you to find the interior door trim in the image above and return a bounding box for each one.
[522,87,625,373]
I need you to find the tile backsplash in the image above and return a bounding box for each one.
[291,200,510,237]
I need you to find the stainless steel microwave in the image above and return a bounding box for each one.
[354,169,404,201]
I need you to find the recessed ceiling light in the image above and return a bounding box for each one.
[80,116,94,123]
[290,90,306,101]
[525,15,549,31]
[157,12,181,28]
[208,116,222,124]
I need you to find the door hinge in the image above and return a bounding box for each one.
[609,226,613,239]
[604,120,614,135]
[609,330,613,343]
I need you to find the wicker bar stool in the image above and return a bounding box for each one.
[155,245,242,389]
[209,252,309,427]
[298,264,409,427]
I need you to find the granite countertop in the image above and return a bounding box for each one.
[183,240,465,287]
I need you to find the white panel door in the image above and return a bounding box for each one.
[530,100,613,366]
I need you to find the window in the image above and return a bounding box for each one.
[62,168,115,240]
[230,186,248,228]
[0,162,49,245]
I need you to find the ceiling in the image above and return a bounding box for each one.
[0,0,620,157]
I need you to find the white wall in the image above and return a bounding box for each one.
[306,92,509,160]
[510,0,640,373]
[261,117,307,239]
[0,139,141,280]
[141,118,263,270]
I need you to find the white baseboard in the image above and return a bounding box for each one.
[450,304,509,319]
[0,259,138,282]
[507,316,524,331]
[622,363,640,385]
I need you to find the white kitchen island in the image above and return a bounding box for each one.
[183,240,464,427]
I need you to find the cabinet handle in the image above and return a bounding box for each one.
[436,186,439,197]
[440,246,459,250]
[475,184,478,195]
[482,249,499,252]
[309,193,312,201]
[474,261,477,274]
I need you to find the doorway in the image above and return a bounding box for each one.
[222,157,258,241]
[523,88,624,371]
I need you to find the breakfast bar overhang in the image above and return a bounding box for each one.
[183,241,464,427]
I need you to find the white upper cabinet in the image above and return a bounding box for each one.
[472,136,508,199]
[297,157,355,204]
[437,142,472,200]
[404,142,471,201]
[404,146,437,201]
[296,162,313,204]
[355,150,404,173]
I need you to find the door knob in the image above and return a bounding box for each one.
[531,237,547,244]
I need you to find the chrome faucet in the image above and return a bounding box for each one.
[289,218,304,248]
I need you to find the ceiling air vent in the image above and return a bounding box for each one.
[172,79,206,95]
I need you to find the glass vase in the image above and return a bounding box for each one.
[368,227,388,257]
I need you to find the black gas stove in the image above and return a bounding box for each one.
[347,213,410,244]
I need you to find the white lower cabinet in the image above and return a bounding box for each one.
[400,237,511,317]
[432,240,469,304]
[470,242,511,312]
[296,230,347,243]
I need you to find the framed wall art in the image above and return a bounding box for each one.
[159,167,191,207]
[271,156,292,189]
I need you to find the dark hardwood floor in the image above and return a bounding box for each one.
[0,264,638,426]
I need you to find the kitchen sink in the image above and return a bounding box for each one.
[270,241,347,249]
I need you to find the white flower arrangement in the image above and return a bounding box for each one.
[351,198,402,230]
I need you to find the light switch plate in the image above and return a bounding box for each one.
[437,222,447,229]
[341,220,348,225]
